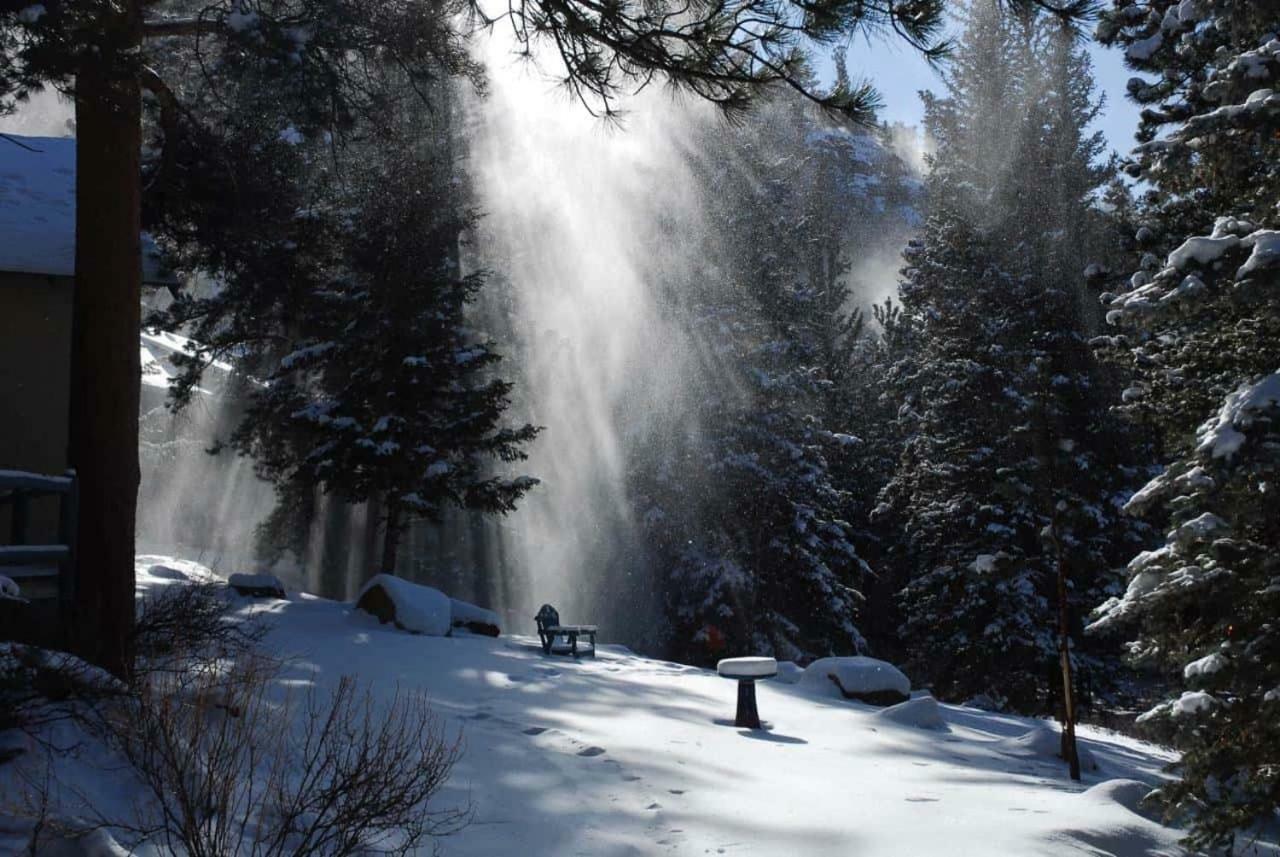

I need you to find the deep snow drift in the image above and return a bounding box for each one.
[5,557,1276,856]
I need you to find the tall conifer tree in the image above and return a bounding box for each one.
[1090,0,1280,843]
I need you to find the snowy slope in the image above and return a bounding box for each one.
[9,557,1272,856]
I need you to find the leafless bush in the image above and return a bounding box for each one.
[130,581,267,680]
[0,642,128,744]
[2,581,255,752]
[7,582,466,855]
[101,655,468,856]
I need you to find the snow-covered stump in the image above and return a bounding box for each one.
[718,657,777,729]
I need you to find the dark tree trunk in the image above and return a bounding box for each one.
[381,498,401,574]
[68,10,143,678]
[1048,506,1082,782]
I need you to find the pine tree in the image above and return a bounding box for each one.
[144,65,541,579]
[1089,0,1280,844]
[879,2,1143,717]
[635,278,871,665]
[632,92,921,663]
[879,216,1057,709]
[233,149,541,574]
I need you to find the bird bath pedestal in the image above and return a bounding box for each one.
[717,657,778,729]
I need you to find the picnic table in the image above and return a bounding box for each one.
[535,604,597,658]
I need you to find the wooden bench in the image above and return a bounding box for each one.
[535,604,597,658]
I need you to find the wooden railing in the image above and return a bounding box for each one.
[0,469,78,617]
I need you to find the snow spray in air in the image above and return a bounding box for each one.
[462,32,715,645]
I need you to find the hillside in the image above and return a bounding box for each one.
[7,558,1267,856]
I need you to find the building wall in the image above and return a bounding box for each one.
[0,270,73,545]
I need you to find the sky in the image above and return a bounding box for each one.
[836,28,1143,160]
[1,22,1144,158]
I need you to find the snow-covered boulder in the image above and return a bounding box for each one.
[356,574,452,636]
[1080,779,1158,819]
[227,572,286,599]
[799,656,911,706]
[450,597,501,637]
[876,694,947,730]
[996,724,1099,772]
[774,661,804,684]
[0,574,20,601]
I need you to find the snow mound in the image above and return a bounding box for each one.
[355,574,451,636]
[0,575,20,600]
[145,563,189,581]
[1047,780,1183,857]
[876,694,947,730]
[227,572,287,598]
[136,556,219,583]
[799,656,911,704]
[450,597,501,636]
[1081,779,1158,818]
[997,725,1099,771]
[775,661,804,684]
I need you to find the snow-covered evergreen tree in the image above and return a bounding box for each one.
[878,2,1143,712]
[634,92,917,664]
[1089,0,1280,843]
[637,285,871,664]
[231,148,540,572]
[147,71,540,575]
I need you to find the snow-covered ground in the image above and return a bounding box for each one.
[7,557,1276,856]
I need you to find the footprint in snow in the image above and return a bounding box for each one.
[904,796,940,803]
[577,746,606,757]
[646,802,662,810]
[668,789,685,795]
[467,711,493,721]
[522,726,548,736]
[621,774,642,782]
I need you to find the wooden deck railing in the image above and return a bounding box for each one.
[0,469,78,618]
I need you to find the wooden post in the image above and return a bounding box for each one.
[735,679,762,729]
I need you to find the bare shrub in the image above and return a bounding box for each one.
[0,642,128,745]
[130,581,267,680]
[101,654,467,856]
[2,581,252,756]
[7,582,466,855]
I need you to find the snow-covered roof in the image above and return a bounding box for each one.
[0,134,171,283]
